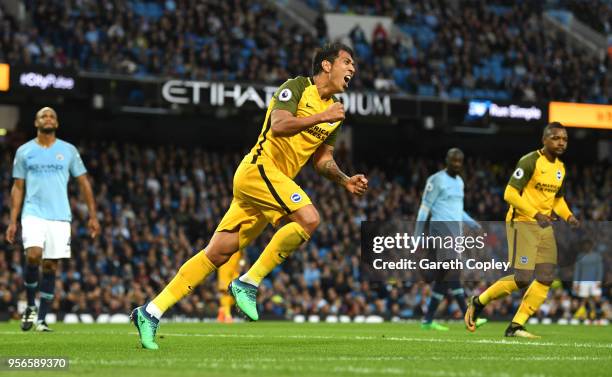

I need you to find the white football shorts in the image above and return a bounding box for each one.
[21,216,71,259]
[576,281,602,298]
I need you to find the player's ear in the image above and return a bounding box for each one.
[322,59,332,73]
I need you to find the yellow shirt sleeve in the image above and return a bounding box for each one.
[271,77,308,114]
[553,197,572,221]
[504,185,539,219]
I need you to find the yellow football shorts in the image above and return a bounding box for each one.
[506,221,557,270]
[216,158,312,249]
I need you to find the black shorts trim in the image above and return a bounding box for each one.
[251,116,272,164]
[257,164,292,214]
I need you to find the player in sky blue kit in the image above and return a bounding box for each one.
[415,148,485,331]
[6,107,100,332]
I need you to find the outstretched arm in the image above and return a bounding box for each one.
[312,143,368,196]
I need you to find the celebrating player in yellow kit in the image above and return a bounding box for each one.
[131,42,368,349]
[465,122,579,338]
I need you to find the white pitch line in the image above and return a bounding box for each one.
[1,330,611,350]
[68,355,612,363]
[155,332,612,350]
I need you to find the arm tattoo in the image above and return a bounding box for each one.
[318,159,349,186]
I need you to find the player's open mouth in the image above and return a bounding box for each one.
[343,75,352,87]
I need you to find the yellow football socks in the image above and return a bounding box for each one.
[151,249,217,314]
[512,280,550,325]
[218,251,242,290]
[220,294,234,317]
[217,251,241,318]
[478,275,519,305]
[243,222,310,285]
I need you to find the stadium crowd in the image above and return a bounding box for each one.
[0,141,610,322]
[311,0,610,102]
[561,0,611,36]
[0,0,607,103]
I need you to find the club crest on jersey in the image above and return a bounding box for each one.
[512,168,524,179]
[520,256,528,264]
[278,88,292,102]
[556,170,562,181]
[290,193,302,203]
[56,153,64,161]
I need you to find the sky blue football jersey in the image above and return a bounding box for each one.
[12,139,87,221]
[415,170,479,236]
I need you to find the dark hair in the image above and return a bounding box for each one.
[312,42,354,76]
[543,121,565,138]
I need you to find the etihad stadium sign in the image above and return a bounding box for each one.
[161,80,392,116]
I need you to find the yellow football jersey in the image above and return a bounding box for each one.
[506,150,567,221]
[246,76,342,178]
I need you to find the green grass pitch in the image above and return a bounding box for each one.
[0,321,610,377]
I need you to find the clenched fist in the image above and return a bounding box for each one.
[320,102,345,123]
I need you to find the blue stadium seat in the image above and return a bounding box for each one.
[488,5,512,15]
[418,85,436,97]
[496,90,511,100]
[146,3,163,20]
[450,87,463,99]
[473,89,487,98]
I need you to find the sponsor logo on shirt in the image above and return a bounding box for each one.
[534,182,560,193]
[28,164,64,174]
[304,125,331,141]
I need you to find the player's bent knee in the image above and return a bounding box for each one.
[514,270,533,289]
[205,231,240,266]
[26,255,42,265]
[42,260,58,273]
[534,273,555,287]
[534,264,555,286]
[536,279,553,286]
[25,248,43,265]
[292,206,320,235]
[515,280,531,289]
